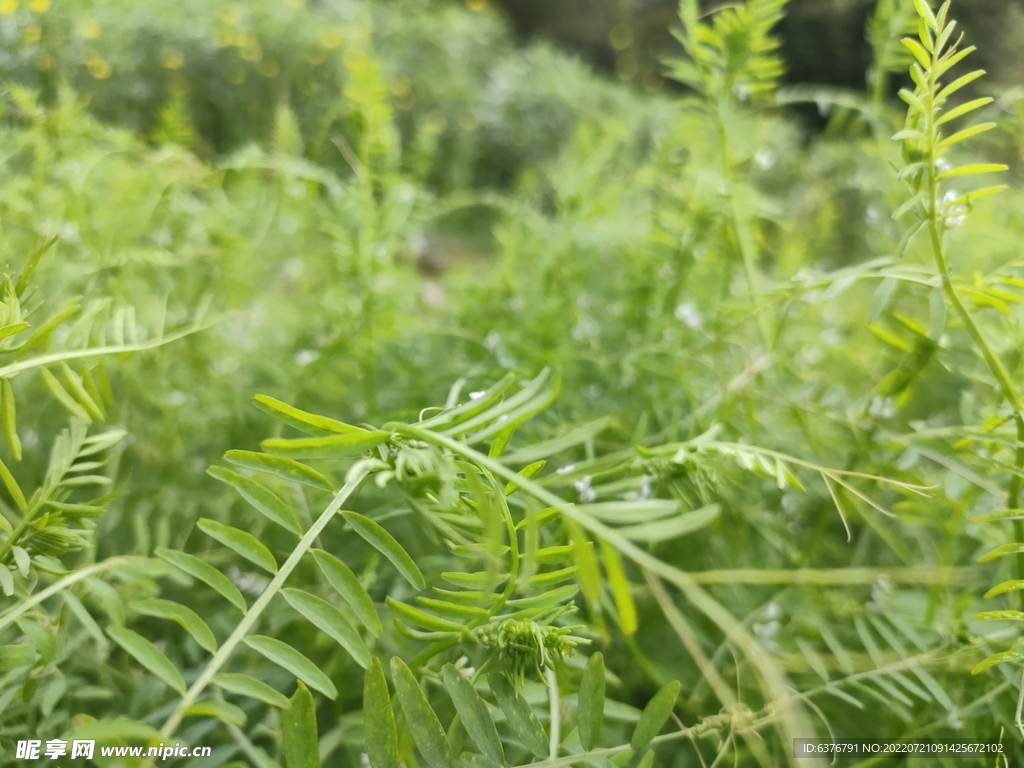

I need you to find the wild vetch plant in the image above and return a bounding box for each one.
[4,0,1024,765]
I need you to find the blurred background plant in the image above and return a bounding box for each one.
[2,0,1024,765]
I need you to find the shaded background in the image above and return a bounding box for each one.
[491,0,1024,93]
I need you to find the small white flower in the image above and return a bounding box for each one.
[469,390,486,400]
[574,475,596,503]
[625,475,652,501]
[947,706,964,730]
[557,464,576,475]
[674,302,703,329]
[485,331,501,351]
[935,158,952,173]
[294,349,319,366]
[942,190,967,227]
[868,396,895,420]
[755,148,777,170]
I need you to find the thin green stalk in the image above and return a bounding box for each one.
[679,0,771,349]
[920,20,1024,582]
[546,666,560,759]
[156,473,366,740]
[0,325,205,380]
[0,556,137,632]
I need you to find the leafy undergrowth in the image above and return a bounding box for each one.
[2,0,1024,766]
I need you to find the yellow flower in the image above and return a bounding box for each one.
[79,19,100,39]
[27,0,48,12]
[160,48,184,70]
[318,27,342,50]
[0,0,19,16]
[220,5,241,24]
[22,24,41,43]
[86,51,112,79]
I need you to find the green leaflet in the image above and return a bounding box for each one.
[386,597,463,632]
[16,234,57,296]
[2,378,21,461]
[18,620,55,665]
[391,657,453,768]
[311,549,382,637]
[364,657,400,768]
[503,459,546,496]
[208,466,303,535]
[418,373,515,430]
[184,699,247,727]
[629,680,680,751]
[600,540,637,636]
[487,670,548,758]
[106,626,186,694]
[577,652,605,751]
[972,610,1024,622]
[261,431,391,460]
[282,681,321,768]
[254,394,365,436]
[978,543,1024,564]
[60,362,105,421]
[972,650,1024,675]
[984,580,1024,599]
[213,672,290,709]
[282,588,371,669]
[442,664,503,765]
[224,449,333,492]
[578,500,679,524]
[565,519,601,606]
[68,717,159,743]
[243,635,338,699]
[971,509,1024,523]
[617,504,720,542]
[41,366,91,423]
[0,455,27,510]
[343,511,425,590]
[197,517,278,573]
[155,547,247,614]
[501,417,611,465]
[867,277,898,324]
[131,598,218,653]
[0,643,35,670]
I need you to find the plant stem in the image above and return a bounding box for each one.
[546,666,560,759]
[156,473,365,740]
[922,30,1024,583]
[0,556,138,632]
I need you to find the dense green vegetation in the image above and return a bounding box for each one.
[2,0,1024,765]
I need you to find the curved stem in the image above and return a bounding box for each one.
[387,422,829,768]
[156,473,366,740]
